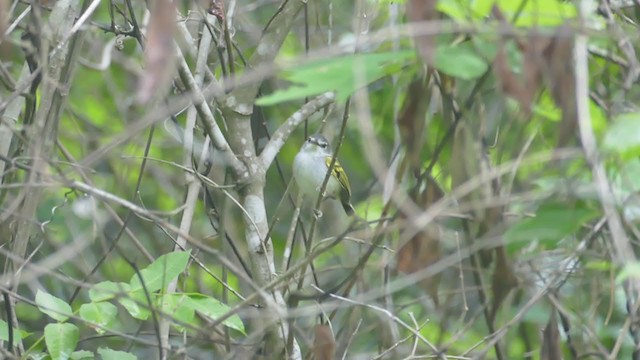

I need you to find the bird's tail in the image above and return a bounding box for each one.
[341,200,355,216]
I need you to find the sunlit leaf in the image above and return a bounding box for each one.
[437,0,494,21]
[604,112,640,154]
[496,0,577,27]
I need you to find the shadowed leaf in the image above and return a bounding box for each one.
[540,309,562,360]
[208,0,225,22]
[137,0,177,103]
[406,0,437,64]
[313,324,335,360]
[397,176,444,306]
[489,248,518,321]
[397,78,429,171]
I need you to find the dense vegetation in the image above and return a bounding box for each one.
[2,0,640,359]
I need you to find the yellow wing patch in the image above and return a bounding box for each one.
[325,156,351,198]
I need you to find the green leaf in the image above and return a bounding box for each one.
[44,323,79,360]
[0,319,28,345]
[256,51,415,105]
[604,112,640,154]
[79,302,118,334]
[36,290,73,322]
[118,292,151,320]
[585,260,612,272]
[186,294,245,334]
[159,294,195,330]
[505,202,600,252]
[97,348,137,360]
[433,43,488,80]
[437,0,494,22]
[71,350,94,359]
[129,250,191,293]
[27,352,48,360]
[495,0,577,27]
[89,282,131,302]
[439,0,577,27]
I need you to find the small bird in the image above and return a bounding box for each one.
[293,134,355,216]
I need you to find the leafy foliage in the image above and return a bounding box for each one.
[1,0,639,358]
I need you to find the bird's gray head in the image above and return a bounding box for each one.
[301,134,330,154]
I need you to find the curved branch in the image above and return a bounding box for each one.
[259,92,335,169]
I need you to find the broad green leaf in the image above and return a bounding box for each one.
[79,302,118,334]
[44,323,79,360]
[0,319,28,345]
[36,290,73,323]
[585,260,612,272]
[186,294,245,334]
[129,250,191,293]
[118,292,151,320]
[603,112,640,154]
[495,0,577,27]
[437,0,494,22]
[70,350,94,359]
[434,43,488,80]
[97,348,137,360]
[256,51,415,105]
[159,294,195,330]
[440,0,577,26]
[89,282,130,302]
[505,202,599,252]
[533,92,562,122]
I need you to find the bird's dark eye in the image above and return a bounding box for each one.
[320,143,327,148]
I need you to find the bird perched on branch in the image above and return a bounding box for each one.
[293,134,355,216]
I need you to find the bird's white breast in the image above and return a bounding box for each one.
[293,152,340,200]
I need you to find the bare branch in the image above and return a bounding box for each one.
[259,92,335,168]
[176,47,245,175]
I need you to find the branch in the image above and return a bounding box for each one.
[11,0,82,278]
[160,14,217,358]
[0,65,29,184]
[575,3,638,276]
[176,47,245,176]
[259,92,335,168]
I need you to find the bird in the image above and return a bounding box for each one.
[293,134,355,216]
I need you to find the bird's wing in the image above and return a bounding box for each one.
[325,156,351,199]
